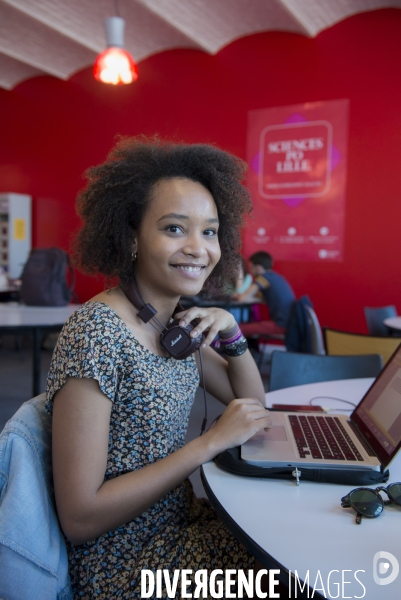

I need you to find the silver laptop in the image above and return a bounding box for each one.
[241,344,401,472]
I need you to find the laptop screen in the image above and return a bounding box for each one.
[352,343,401,468]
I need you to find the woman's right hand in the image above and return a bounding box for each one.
[204,398,273,455]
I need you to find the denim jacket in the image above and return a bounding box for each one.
[0,394,72,600]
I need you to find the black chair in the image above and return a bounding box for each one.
[252,296,317,371]
[269,350,383,392]
[364,305,398,336]
[304,304,325,355]
[285,295,314,353]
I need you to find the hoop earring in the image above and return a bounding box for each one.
[132,250,137,262]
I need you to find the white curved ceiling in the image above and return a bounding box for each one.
[1,0,400,91]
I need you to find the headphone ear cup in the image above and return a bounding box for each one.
[160,319,204,359]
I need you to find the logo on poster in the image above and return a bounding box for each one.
[259,121,332,199]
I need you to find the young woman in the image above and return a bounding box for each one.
[46,136,272,598]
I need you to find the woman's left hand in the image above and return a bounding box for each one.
[174,307,236,348]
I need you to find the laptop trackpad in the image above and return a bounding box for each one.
[263,425,288,441]
[241,416,293,462]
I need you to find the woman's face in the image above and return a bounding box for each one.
[133,177,221,299]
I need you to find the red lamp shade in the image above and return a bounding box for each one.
[94,47,138,85]
[94,16,138,85]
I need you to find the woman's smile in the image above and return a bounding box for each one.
[170,263,207,278]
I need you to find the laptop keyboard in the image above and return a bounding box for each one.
[288,415,364,461]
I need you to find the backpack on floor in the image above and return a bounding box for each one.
[20,247,77,306]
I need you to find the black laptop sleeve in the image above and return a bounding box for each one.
[215,446,390,485]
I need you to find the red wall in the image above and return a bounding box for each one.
[1,8,401,332]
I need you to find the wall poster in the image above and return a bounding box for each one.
[244,99,349,261]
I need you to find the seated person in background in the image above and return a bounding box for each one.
[225,256,253,323]
[236,251,295,337]
[235,256,253,295]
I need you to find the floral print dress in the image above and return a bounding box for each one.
[46,302,253,598]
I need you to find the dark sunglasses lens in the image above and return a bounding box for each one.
[388,483,401,504]
[350,489,383,517]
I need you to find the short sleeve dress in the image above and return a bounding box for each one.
[46,302,253,599]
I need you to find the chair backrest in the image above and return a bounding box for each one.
[0,394,72,600]
[323,327,401,365]
[269,350,383,391]
[364,305,397,336]
[285,295,314,353]
[304,305,325,355]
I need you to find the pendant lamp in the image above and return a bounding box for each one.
[94,16,138,85]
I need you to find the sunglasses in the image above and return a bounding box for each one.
[341,483,401,524]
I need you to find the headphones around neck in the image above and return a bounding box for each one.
[120,276,208,434]
[120,277,205,360]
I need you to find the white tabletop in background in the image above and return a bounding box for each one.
[383,316,401,331]
[202,379,401,600]
[0,303,80,327]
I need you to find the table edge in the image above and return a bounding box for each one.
[200,463,324,600]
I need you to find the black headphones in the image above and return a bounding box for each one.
[120,277,205,360]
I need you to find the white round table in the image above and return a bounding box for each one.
[383,316,401,331]
[0,303,79,396]
[201,379,401,600]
